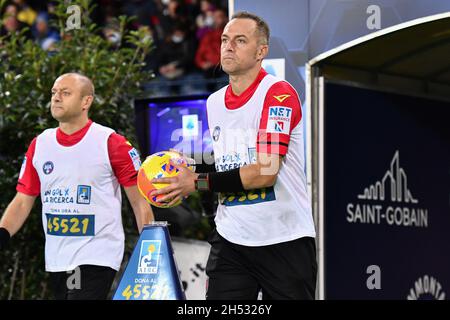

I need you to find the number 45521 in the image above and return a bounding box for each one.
[121,284,169,300]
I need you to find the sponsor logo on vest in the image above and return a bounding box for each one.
[214,152,247,172]
[138,240,161,274]
[269,106,292,118]
[267,106,291,134]
[128,147,141,171]
[43,161,54,175]
[346,151,428,227]
[407,275,446,300]
[43,188,74,204]
[273,94,291,103]
[212,126,221,142]
[274,121,284,132]
[76,185,91,204]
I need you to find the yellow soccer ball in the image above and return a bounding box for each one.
[137,151,195,208]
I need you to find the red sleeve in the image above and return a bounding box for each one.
[16,137,41,196]
[257,81,302,156]
[108,133,141,187]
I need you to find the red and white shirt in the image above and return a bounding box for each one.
[17,120,141,272]
[207,68,316,246]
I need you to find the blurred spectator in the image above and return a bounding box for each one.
[156,22,195,80]
[1,0,230,94]
[100,4,119,27]
[0,3,31,39]
[122,0,158,28]
[46,1,56,15]
[194,7,227,89]
[159,0,192,38]
[32,12,60,51]
[102,20,122,48]
[140,25,160,71]
[13,0,37,26]
[195,0,215,40]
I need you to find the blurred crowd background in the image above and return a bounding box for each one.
[1,0,230,96]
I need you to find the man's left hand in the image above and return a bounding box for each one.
[150,160,199,207]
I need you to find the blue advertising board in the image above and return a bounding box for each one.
[324,82,450,299]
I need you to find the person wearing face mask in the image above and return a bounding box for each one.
[195,8,228,91]
[195,0,215,40]
[102,22,122,48]
[171,32,183,44]
[159,0,191,41]
[156,23,195,81]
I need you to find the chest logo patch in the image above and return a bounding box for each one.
[43,161,54,175]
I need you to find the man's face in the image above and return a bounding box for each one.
[220,18,265,75]
[50,76,85,122]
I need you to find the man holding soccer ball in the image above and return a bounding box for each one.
[0,73,154,300]
[151,12,317,300]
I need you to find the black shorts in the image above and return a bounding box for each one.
[49,265,116,300]
[205,229,317,300]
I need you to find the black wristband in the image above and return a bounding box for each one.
[209,168,245,193]
[0,227,11,250]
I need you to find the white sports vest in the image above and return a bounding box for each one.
[33,122,124,271]
[207,74,316,246]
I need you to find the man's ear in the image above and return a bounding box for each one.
[82,95,94,111]
[257,44,269,61]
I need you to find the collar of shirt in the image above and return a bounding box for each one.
[225,68,268,110]
[56,119,93,146]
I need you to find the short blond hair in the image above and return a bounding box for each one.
[231,11,270,45]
